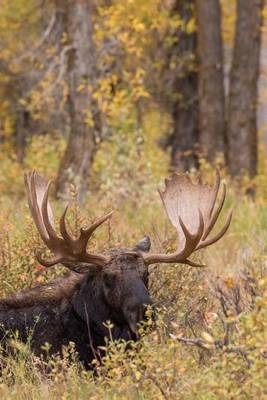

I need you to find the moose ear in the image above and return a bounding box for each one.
[134,235,151,252]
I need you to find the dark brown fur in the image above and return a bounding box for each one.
[0,244,152,368]
[0,273,82,310]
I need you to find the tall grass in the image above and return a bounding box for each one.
[0,133,266,399]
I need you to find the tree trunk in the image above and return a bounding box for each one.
[55,0,98,201]
[227,0,264,177]
[170,0,199,171]
[195,0,225,161]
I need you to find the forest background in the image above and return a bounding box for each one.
[0,1,266,399]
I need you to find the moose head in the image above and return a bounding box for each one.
[24,170,232,341]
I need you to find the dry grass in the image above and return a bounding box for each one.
[0,161,266,399]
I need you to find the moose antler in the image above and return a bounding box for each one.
[25,171,113,268]
[143,170,232,267]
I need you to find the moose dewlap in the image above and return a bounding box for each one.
[0,170,232,367]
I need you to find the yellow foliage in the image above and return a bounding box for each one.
[0,2,265,398]
[221,0,236,45]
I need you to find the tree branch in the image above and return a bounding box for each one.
[16,12,57,63]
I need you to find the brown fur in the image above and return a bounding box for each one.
[0,246,152,367]
[0,273,82,310]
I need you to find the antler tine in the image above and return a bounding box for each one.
[196,208,233,250]
[208,169,221,218]
[143,210,204,265]
[25,171,50,244]
[41,180,60,242]
[35,250,62,268]
[59,205,75,245]
[25,170,112,271]
[78,211,114,248]
[143,170,232,267]
[202,182,226,241]
[178,210,204,259]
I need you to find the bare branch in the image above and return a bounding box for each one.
[176,336,208,349]
[15,12,57,63]
[49,45,74,91]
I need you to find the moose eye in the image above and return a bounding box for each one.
[103,273,116,289]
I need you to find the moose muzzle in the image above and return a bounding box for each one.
[122,280,152,339]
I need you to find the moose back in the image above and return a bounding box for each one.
[0,171,232,366]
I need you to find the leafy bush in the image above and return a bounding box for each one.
[0,113,266,399]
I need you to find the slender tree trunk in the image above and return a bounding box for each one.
[170,0,199,171]
[55,0,98,201]
[16,108,30,162]
[227,0,264,177]
[195,0,225,161]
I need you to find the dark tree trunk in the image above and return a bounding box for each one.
[16,108,30,162]
[170,0,199,171]
[55,0,98,201]
[0,61,32,162]
[227,0,264,177]
[1,4,69,163]
[195,0,225,161]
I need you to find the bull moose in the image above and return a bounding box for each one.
[0,170,232,366]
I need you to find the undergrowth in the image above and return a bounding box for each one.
[0,128,266,399]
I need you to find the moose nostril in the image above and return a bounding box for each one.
[135,305,144,320]
[123,301,154,339]
[126,304,146,321]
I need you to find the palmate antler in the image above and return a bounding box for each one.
[25,170,232,271]
[143,171,232,267]
[25,171,113,268]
